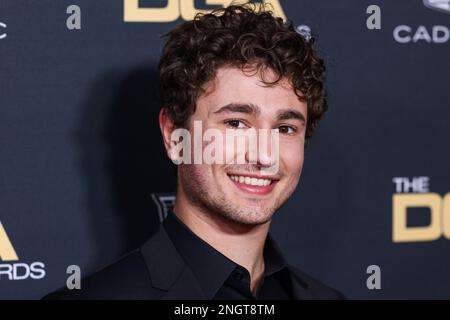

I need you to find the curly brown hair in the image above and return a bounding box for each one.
[158,3,327,139]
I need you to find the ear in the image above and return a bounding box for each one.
[159,109,176,160]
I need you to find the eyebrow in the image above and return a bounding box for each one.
[212,103,306,123]
[276,109,306,123]
[212,103,261,116]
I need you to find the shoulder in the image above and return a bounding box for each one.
[42,249,162,300]
[288,265,346,300]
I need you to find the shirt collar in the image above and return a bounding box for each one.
[162,210,289,299]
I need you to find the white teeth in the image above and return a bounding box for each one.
[229,175,272,186]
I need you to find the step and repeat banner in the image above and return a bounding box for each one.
[1,0,449,299]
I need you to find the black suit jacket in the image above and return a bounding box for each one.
[43,223,344,300]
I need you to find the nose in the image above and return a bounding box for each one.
[245,128,279,168]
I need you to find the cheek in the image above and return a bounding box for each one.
[181,163,211,187]
[281,142,304,176]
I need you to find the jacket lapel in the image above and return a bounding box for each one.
[289,271,309,299]
[140,225,206,299]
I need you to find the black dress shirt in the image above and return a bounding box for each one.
[163,210,293,300]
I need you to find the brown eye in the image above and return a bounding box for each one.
[278,125,295,134]
[225,120,246,129]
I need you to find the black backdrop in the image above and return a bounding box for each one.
[1,0,449,299]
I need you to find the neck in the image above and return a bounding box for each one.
[173,188,270,295]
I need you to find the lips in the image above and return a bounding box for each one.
[227,173,279,195]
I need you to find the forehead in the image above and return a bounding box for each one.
[198,65,306,116]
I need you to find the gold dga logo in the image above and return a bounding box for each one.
[0,221,46,280]
[124,0,287,23]
[0,222,18,262]
[393,193,450,242]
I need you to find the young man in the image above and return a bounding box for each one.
[44,4,343,300]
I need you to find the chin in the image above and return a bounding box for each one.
[218,205,275,226]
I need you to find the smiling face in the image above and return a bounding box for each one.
[171,65,307,226]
